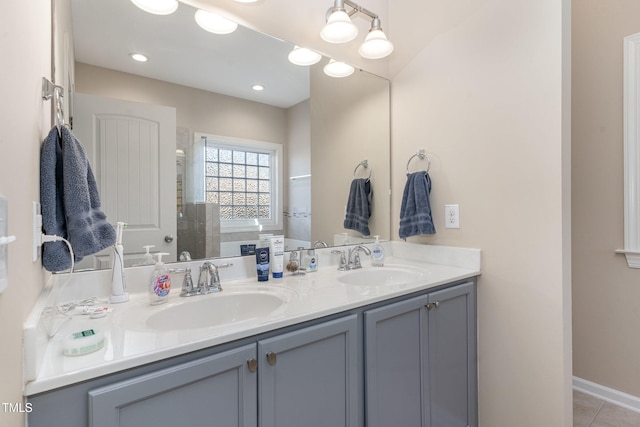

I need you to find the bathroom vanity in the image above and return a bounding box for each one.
[24,242,480,427]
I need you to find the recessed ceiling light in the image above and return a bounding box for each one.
[130,53,148,62]
[252,84,265,91]
[194,9,238,35]
[130,0,178,15]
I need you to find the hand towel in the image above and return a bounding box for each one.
[399,171,436,239]
[40,126,116,272]
[343,178,372,236]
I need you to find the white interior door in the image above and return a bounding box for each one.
[73,93,177,268]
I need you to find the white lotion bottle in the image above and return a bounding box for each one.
[109,222,129,303]
[371,235,385,267]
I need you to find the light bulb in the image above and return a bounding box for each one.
[288,46,322,66]
[129,53,148,62]
[320,10,358,43]
[323,59,355,78]
[359,29,394,59]
[130,0,178,15]
[194,9,238,35]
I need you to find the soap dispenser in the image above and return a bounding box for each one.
[141,245,155,265]
[371,235,385,267]
[109,222,129,303]
[149,252,171,305]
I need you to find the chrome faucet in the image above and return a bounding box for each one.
[347,245,372,270]
[179,268,198,297]
[312,240,329,248]
[197,261,222,294]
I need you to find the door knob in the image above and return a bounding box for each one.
[164,235,174,243]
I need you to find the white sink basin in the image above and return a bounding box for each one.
[141,286,296,331]
[338,266,424,286]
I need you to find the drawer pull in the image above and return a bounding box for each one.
[266,352,277,366]
[247,358,258,373]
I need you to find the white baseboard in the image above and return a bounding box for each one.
[573,376,640,414]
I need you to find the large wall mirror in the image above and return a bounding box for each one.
[57,0,390,270]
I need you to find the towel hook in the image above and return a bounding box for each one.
[406,149,431,174]
[353,160,371,180]
[42,77,66,137]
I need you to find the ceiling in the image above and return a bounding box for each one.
[70,0,310,108]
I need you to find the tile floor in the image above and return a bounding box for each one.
[574,390,640,426]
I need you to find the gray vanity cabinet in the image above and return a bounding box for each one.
[88,344,258,427]
[258,315,359,427]
[364,281,477,427]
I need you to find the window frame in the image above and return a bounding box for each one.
[195,132,283,234]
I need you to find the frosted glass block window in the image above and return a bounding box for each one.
[200,134,282,233]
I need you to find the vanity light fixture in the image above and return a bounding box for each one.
[288,46,322,66]
[321,0,358,43]
[321,0,394,59]
[323,59,355,78]
[358,17,394,59]
[130,0,178,15]
[194,9,238,34]
[129,52,148,62]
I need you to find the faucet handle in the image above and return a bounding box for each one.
[331,250,348,271]
[179,268,199,297]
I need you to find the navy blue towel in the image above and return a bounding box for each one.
[399,171,436,239]
[344,178,372,236]
[40,126,116,272]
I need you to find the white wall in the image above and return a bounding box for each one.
[388,0,572,425]
[0,1,51,426]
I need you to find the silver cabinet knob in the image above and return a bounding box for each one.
[426,301,440,310]
[266,352,277,366]
[164,235,174,243]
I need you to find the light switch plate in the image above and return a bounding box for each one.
[0,196,8,293]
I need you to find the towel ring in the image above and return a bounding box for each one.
[353,160,372,180]
[406,150,431,174]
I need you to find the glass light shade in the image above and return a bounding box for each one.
[323,59,355,78]
[320,10,358,43]
[130,0,178,15]
[288,46,322,66]
[194,9,238,34]
[359,29,394,59]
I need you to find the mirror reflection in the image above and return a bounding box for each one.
[68,0,390,270]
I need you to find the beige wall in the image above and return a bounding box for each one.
[0,1,51,426]
[75,63,288,145]
[388,0,572,425]
[572,0,640,397]
[310,64,391,242]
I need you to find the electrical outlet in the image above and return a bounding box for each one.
[33,201,42,262]
[445,204,460,229]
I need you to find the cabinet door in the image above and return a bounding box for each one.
[258,315,359,427]
[427,282,477,427]
[364,294,430,427]
[88,344,257,427]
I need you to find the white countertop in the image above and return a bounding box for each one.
[23,242,480,396]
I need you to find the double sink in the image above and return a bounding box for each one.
[126,265,425,331]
